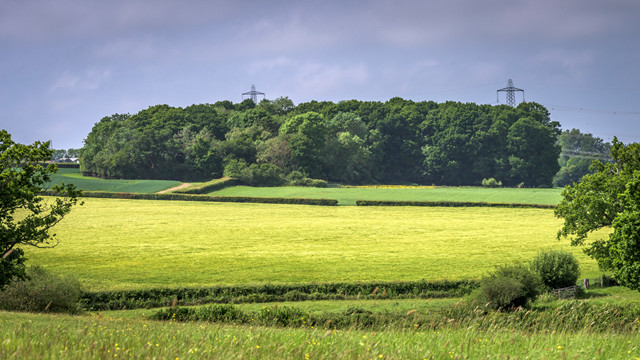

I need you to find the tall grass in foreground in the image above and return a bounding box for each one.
[1,311,639,359]
[152,300,640,333]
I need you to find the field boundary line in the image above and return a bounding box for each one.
[41,189,338,206]
[355,199,556,209]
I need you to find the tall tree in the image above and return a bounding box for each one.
[507,116,560,187]
[1,130,82,288]
[556,138,640,290]
[553,129,611,187]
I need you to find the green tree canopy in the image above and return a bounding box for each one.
[555,138,640,290]
[0,130,82,288]
[80,99,561,186]
[553,128,611,187]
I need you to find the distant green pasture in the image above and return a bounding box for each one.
[209,185,563,205]
[48,168,181,193]
[24,197,599,291]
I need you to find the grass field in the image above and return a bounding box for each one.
[24,197,600,291]
[1,310,638,359]
[209,185,563,205]
[46,168,563,205]
[48,168,181,193]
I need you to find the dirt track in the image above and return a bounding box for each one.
[157,183,191,194]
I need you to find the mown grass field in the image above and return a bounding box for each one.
[209,185,563,205]
[24,197,599,291]
[47,168,563,205]
[48,168,181,193]
[1,310,639,359]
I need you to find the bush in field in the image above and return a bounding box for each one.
[0,266,83,314]
[285,171,328,187]
[530,249,580,290]
[481,178,502,187]
[224,159,285,186]
[475,263,543,310]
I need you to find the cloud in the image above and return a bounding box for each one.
[247,57,295,73]
[0,0,238,42]
[535,49,595,68]
[246,57,369,98]
[50,68,112,92]
[295,63,369,94]
[92,37,156,60]
[531,48,596,83]
[363,0,638,46]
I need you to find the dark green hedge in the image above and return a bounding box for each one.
[41,190,338,206]
[82,279,478,310]
[39,162,80,169]
[172,178,237,194]
[152,301,640,333]
[355,200,556,209]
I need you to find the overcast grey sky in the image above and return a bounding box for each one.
[1,0,639,149]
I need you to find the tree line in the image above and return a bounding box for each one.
[80,97,564,186]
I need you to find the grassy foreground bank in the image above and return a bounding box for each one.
[1,311,639,359]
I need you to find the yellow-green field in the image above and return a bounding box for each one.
[23,197,600,291]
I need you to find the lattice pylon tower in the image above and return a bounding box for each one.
[242,84,265,103]
[497,79,525,107]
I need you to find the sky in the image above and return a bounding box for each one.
[1,0,639,149]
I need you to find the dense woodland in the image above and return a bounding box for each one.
[80,98,572,186]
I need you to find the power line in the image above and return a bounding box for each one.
[545,104,640,116]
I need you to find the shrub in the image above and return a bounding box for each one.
[224,159,285,186]
[481,178,502,187]
[257,305,307,326]
[475,263,542,310]
[286,171,328,187]
[530,249,580,290]
[0,266,83,313]
[0,248,27,290]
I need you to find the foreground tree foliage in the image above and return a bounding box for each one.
[553,128,611,187]
[81,98,560,186]
[555,138,640,290]
[0,130,82,289]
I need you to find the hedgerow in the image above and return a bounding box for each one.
[82,280,478,310]
[171,177,237,194]
[355,200,556,209]
[152,301,640,333]
[41,190,338,206]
